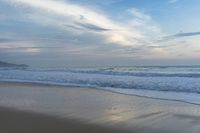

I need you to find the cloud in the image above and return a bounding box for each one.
[1,0,172,66]
[71,0,123,6]
[76,22,111,32]
[161,31,200,41]
[172,32,200,37]
[0,46,61,49]
[3,0,162,47]
[0,38,17,43]
[127,8,151,20]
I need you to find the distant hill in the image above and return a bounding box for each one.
[0,61,28,67]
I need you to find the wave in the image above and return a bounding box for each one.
[2,66,200,78]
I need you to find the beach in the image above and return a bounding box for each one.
[1,82,200,133]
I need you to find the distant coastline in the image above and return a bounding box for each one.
[0,61,28,68]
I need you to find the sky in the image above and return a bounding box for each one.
[0,0,200,67]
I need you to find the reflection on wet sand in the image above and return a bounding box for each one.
[1,82,200,133]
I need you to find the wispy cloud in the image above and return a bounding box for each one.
[172,32,200,37]
[161,31,200,41]
[0,46,61,49]
[127,8,151,20]
[0,38,17,43]
[75,22,111,32]
[4,0,161,47]
[75,0,123,5]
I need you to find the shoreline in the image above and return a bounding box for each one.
[1,80,200,106]
[1,82,200,132]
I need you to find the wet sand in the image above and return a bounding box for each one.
[0,107,133,133]
[1,82,200,133]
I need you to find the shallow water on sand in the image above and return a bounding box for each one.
[1,66,200,104]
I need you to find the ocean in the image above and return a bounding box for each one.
[1,66,200,104]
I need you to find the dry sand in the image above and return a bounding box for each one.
[0,82,200,133]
